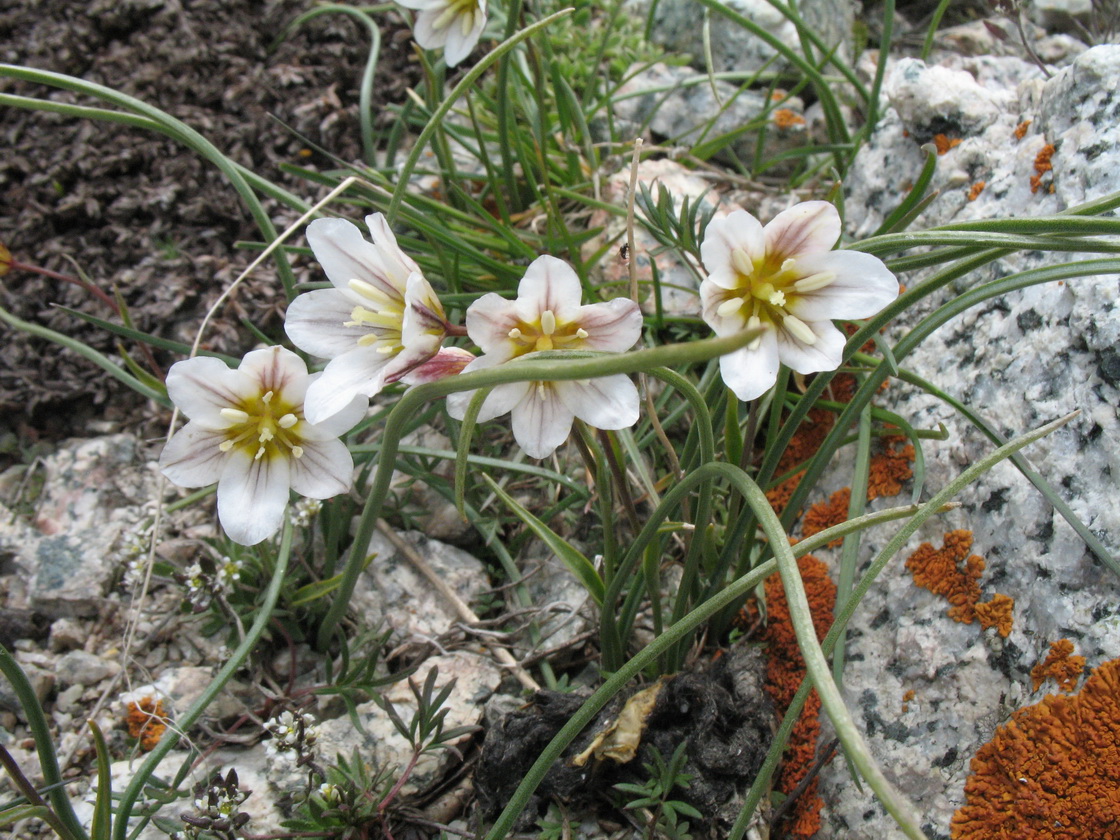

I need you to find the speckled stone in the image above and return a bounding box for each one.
[811,45,1120,840]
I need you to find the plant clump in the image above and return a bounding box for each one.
[951,657,1120,840]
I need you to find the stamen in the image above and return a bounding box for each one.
[278,414,298,429]
[219,440,234,452]
[508,327,522,339]
[460,8,475,35]
[376,345,395,354]
[356,334,381,347]
[780,257,797,274]
[432,4,459,30]
[259,428,274,443]
[783,314,817,345]
[537,382,549,401]
[576,328,589,339]
[348,278,394,305]
[220,408,250,423]
[793,271,837,292]
[717,297,744,317]
[731,248,754,278]
[254,446,266,460]
[262,391,274,404]
[291,446,304,459]
[746,315,764,351]
[540,309,557,335]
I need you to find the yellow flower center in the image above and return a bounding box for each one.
[218,389,305,462]
[714,249,836,347]
[344,278,406,355]
[505,308,589,356]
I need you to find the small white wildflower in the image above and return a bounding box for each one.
[317,782,341,804]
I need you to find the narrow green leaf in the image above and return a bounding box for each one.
[88,721,112,840]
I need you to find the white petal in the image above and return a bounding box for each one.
[442,9,485,67]
[699,278,749,337]
[511,385,575,459]
[763,201,841,261]
[701,210,766,291]
[302,348,392,424]
[775,319,846,375]
[555,375,639,431]
[515,256,584,323]
[574,299,644,352]
[306,217,408,299]
[397,0,445,9]
[446,355,530,421]
[719,332,780,402]
[238,346,309,403]
[217,453,292,545]
[412,10,449,50]
[159,422,228,487]
[165,357,247,427]
[464,292,521,358]
[289,439,354,499]
[363,214,423,286]
[300,388,366,438]
[787,251,900,321]
[285,289,363,359]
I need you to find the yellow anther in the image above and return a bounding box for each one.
[219,440,234,452]
[348,278,394,305]
[254,446,266,460]
[508,327,522,340]
[356,334,380,346]
[278,414,298,429]
[780,257,797,274]
[747,315,764,351]
[262,391,274,404]
[291,446,304,459]
[540,309,557,335]
[793,271,837,292]
[220,408,250,423]
[783,314,817,345]
[717,297,744,317]
[376,344,395,354]
[731,248,755,277]
[576,328,589,339]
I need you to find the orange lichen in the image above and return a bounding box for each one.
[773,108,806,130]
[933,133,962,155]
[867,435,915,500]
[1013,119,1031,140]
[973,593,1014,638]
[802,488,851,547]
[762,554,837,839]
[1030,639,1086,693]
[951,657,1120,840]
[967,181,986,201]
[1030,143,1055,194]
[126,697,168,751]
[905,530,984,624]
[902,688,916,713]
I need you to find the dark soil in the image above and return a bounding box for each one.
[0,0,419,435]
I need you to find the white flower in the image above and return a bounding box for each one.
[159,346,364,546]
[396,0,487,68]
[284,214,448,424]
[448,256,643,459]
[700,201,899,402]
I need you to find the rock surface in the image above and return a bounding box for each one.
[813,44,1120,840]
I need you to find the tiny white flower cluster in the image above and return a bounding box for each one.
[214,555,243,589]
[264,710,320,762]
[317,781,341,805]
[289,497,323,529]
[116,519,155,590]
[172,769,250,840]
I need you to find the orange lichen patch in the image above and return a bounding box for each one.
[1031,639,1086,693]
[763,554,837,839]
[902,688,916,713]
[967,181,986,201]
[126,697,168,752]
[867,435,915,500]
[933,133,962,155]
[973,593,1014,638]
[950,657,1120,840]
[1030,143,1055,194]
[905,530,984,625]
[773,108,806,129]
[802,487,851,547]
[771,89,788,100]
[1013,119,1031,140]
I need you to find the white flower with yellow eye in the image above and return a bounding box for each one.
[700,201,899,401]
[158,346,363,545]
[397,0,487,68]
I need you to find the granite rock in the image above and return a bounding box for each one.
[811,45,1120,839]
